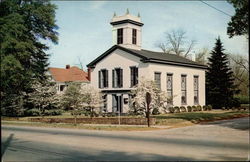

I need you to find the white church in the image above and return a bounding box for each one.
[87,11,207,113]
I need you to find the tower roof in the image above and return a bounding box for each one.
[110,11,143,26]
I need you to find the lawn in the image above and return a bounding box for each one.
[153,110,249,128]
[1,110,249,131]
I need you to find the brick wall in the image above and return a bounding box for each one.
[28,117,156,125]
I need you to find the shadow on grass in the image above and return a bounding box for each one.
[1,133,14,158]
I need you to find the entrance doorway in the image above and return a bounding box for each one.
[112,94,123,113]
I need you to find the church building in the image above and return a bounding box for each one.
[87,11,207,113]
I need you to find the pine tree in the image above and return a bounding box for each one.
[0,0,58,115]
[206,37,237,109]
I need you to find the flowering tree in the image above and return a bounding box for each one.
[28,80,60,116]
[130,77,168,116]
[81,84,103,118]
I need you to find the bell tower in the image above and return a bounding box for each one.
[110,9,144,50]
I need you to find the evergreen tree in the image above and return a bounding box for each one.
[206,37,237,109]
[0,0,58,115]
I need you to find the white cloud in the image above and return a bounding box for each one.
[90,1,107,10]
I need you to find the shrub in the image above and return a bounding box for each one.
[25,109,41,116]
[180,106,186,112]
[168,107,175,113]
[187,106,192,112]
[152,108,160,115]
[174,106,180,113]
[234,95,249,104]
[192,106,197,112]
[207,105,212,111]
[202,105,207,111]
[71,110,82,116]
[196,105,202,111]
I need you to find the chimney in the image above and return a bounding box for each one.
[66,65,70,69]
[87,67,91,81]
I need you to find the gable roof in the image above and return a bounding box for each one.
[48,66,89,82]
[87,45,207,69]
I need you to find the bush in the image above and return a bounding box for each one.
[187,106,192,112]
[196,105,202,111]
[25,109,41,116]
[202,105,207,111]
[192,106,197,112]
[152,108,160,115]
[174,106,180,113]
[168,107,175,113]
[107,112,116,117]
[71,110,82,116]
[180,106,186,112]
[207,105,212,111]
[234,95,249,104]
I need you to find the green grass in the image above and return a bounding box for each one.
[153,110,249,126]
[2,110,249,131]
[1,121,160,131]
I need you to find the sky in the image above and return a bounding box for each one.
[47,1,249,70]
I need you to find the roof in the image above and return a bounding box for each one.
[87,45,207,69]
[48,66,89,82]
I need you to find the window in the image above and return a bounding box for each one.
[132,29,137,44]
[130,66,138,87]
[194,76,199,105]
[98,69,108,88]
[117,28,123,44]
[102,94,107,112]
[60,85,65,92]
[167,74,173,104]
[112,68,123,88]
[181,75,187,105]
[154,72,161,90]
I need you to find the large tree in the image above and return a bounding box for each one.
[227,0,248,38]
[155,29,196,58]
[0,0,58,115]
[206,37,238,109]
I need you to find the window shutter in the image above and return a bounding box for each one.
[135,67,138,85]
[112,70,114,88]
[130,67,134,87]
[120,69,123,87]
[106,70,108,88]
[98,71,101,88]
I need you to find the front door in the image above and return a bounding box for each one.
[112,94,123,113]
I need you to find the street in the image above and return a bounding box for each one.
[1,117,249,161]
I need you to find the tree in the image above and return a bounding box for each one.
[81,84,102,118]
[227,0,248,38]
[206,37,238,109]
[60,82,82,125]
[130,77,167,117]
[195,47,210,65]
[156,29,196,58]
[27,80,60,116]
[0,0,58,115]
[228,53,249,96]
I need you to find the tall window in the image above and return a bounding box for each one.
[102,94,107,112]
[167,74,173,104]
[132,29,137,45]
[194,76,199,105]
[112,68,123,88]
[117,28,123,44]
[130,66,138,87]
[154,72,161,90]
[181,75,187,105]
[98,69,108,88]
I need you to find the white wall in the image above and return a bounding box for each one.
[112,23,142,50]
[146,63,206,106]
[90,49,206,112]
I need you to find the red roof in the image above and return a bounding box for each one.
[48,66,89,82]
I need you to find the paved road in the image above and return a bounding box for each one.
[1,117,249,161]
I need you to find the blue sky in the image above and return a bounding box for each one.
[47,1,248,70]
